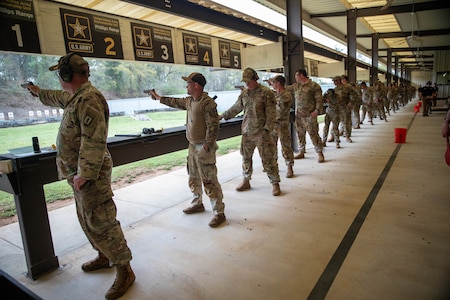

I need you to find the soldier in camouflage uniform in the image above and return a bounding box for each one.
[360,81,374,125]
[286,69,325,163]
[149,73,226,227]
[372,81,388,122]
[387,83,399,113]
[220,68,281,196]
[27,53,134,300]
[342,75,362,129]
[268,75,295,178]
[333,75,355,143]
[322,88,341,148]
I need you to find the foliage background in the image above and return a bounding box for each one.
[0,53,244,119]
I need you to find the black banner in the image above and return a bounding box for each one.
[131,22,174,63]
[60,8,123,59]
[183,33,213,66]
[0,0,41,53]
[219,40,241,69]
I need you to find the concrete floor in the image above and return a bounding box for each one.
[0,100,449,300]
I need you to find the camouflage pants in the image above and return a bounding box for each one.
[71,177,132,266]
[323,108,340,144]
[360,103,373,123]
[241,130,280,184]
[338,107,352,137]
[272,120,294,166]
[294,114,323,153]
[187,143,224,215]
[373,101,387,120]
[352,102,361,127]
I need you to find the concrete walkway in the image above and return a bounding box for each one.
[0,100,449,300]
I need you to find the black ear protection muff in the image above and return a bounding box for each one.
[142,127,155,134]
[59,52,77,83]
[250,68,259,81]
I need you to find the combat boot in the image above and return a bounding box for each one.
[272,183,281,196]
[317,152,325,163]
[286,165,294,178]
[327,136,334,142]
[105,263,136,300]
[81,252,110,272]
[236,178,250,191]
[294,151,304,159]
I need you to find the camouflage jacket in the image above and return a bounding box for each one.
[222,83,276,135]
[160,92,219,147]
[361,87,373,104]
[275,89,293,122]
[38,82,112,181]
[286,80,323,117]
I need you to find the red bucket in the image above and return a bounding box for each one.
[395,128,407,143]
[418,101,422,107]
[414,105,420,113]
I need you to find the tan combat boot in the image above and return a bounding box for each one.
[236,178,251,191]
[105,263,136,300]
[81,252,111,272]
[286,165,294,178]
[294,151,304,159]
[272,183,281,196]
[318,152,325,163]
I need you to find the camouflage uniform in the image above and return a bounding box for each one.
[272,89,294,167]
[360,84,374,125]
[222,83,280,184]
[286,80,324,153]
[335,83,356,138]
[322,89,341,146]
[160,92,224,215]
[38,82,132,266]
[372,82,387,122]
[351,84,362,128]
[387,83,399,112]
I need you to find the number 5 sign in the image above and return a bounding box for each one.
[0,0,41,53]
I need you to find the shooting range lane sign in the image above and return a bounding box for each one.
[183,32,213,67]
[219,39,241,69]
[59,8,123,59]
[131,22,174,63]
[0,0,41,53]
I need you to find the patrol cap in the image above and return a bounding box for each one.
[182,72,207,87]
[242,68,259,83]
[48,53,88,73]
[332,75,342,82]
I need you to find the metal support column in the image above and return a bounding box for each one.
[386,49,392,84]
[346,9,357,83]
[370,33,379,85]
[285,0,304,84]
[285,0,304,152]
[394,55,399,84]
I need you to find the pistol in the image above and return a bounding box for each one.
[144,89,156,100]
[21,81,34,88]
